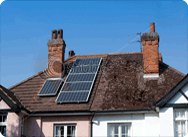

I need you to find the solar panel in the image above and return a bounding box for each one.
[70,65,98,73]
[61,82,92,91]
[38,79,63,96]
[66,74,95,82]
[56,57,102,103]
[56,91,89,102]
[73,58,101,66]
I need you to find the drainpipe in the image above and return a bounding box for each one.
[90,112,95,137]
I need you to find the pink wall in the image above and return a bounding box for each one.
[0,99,23,137]
[7,112,23,137]
[0,100,10,109]
[24,116,41,136]
[24,115,91,137]
[0,99,91,137]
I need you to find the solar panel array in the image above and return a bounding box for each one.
[56,58,102,103]
[38,79,63,96]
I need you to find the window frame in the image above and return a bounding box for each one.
[54,124,77,137]
[107,123,132,137]
[0,113,7,136]
[174,109,188,137]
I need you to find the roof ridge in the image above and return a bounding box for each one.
[64,55,76,62]
[75,53,108,56]
[64,52,142,61]
[108,52,142,55]
[8,71,44,90]
[69,52,142,57]
[160,61,185,77]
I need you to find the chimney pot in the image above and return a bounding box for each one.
[69,50,75,58]
[57,29,63,39]
[159,53,162,62]
[52,30,57,39]
[150,22,155,33]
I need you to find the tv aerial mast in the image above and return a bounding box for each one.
[128,32,142,52]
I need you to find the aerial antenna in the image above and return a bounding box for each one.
[128,32,142,52]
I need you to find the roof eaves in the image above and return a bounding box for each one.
[93,108,155,114]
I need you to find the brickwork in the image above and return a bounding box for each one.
[141,22,159,75]
[47,29,66,78]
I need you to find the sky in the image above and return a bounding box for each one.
[1,1,187,88]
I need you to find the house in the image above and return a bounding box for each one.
[0,22,187,137]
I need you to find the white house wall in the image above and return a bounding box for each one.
[144,113,159,136]
[158,83,188,136]
[159,107,174,136]
[92,113,160,137]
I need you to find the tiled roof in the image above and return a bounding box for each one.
[8,53,185,113]
[90,53,184,111]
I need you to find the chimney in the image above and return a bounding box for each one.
[150,22,155,33]
[141,22,160,78]
[159,53,162,62]
[52,30,57,39]
[57,29,63,39]
[47,29,66,77]
[69,50,75,58]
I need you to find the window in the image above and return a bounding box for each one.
[108,123,131,137]
[0,114,7,136]
[54,125,76,137]
[174,109,188,137]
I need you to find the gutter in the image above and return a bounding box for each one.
[31,112,92,116]
[92,109,156,115]
[30,109,156,116]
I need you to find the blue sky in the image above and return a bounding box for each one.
[1,1,187,88]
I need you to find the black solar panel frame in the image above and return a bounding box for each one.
[56,58,102,103]
[38,79,63,96]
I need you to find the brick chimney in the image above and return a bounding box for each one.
[47,29,66,77]
[69,50,75,58]
[159,53,162,62]
[141,22,160,78]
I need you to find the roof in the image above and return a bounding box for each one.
[156,74,188,107]
[7,52,185,113]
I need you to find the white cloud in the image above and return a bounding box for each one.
[0,0,5,5]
